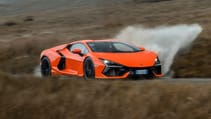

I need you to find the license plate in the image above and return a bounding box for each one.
[135,70,148,74]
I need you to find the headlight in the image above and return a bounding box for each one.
[100,59,123,68]
[155,57,161,65]
[100,59,126,76]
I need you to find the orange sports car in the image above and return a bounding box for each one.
[40,39,162,79]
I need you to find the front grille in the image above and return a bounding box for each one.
[102,65,162,77]
[103,67,127,76]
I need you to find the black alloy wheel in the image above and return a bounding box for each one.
[41,57,51,77]
[84,57,95,79]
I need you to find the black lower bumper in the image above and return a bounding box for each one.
[102,65,162,78]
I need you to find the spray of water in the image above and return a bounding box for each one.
[34,65,41,77]
[115,24,202,75]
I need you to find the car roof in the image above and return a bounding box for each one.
[72,39,119,44]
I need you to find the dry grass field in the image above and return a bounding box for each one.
[0,0,211,118]
[1,74,211,119]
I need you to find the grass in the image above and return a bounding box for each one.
[0,73,211,119]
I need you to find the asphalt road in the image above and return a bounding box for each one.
[58,76,211,83]
[157,78,211,83]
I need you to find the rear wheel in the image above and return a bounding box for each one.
[41,57,51,77]
[84,57,95,79]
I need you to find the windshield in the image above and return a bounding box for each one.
[87,42,140,53]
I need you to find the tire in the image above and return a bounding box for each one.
[145,75,154,80]
[41,57,51,77]
[83,57,95,79]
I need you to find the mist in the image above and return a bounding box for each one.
[115,24,202,75]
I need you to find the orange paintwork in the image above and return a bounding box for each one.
[40,39,163,79]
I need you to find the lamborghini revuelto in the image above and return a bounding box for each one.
[40,40,162,79]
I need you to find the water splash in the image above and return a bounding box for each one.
[115,24,202,75]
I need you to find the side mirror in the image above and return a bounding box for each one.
[140,47,145,51]
[72,48,82,54]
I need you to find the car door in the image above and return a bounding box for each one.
[66,43,88,74]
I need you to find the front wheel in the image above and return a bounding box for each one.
[41,57,51,77]
[83,57,95,79]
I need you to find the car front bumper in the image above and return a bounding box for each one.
[95,64,163,79]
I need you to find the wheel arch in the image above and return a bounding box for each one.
[40,50,62,69]
[41,55,48,61]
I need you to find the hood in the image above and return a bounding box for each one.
[93,51,157,67]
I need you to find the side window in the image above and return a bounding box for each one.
[70,43,88,54]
